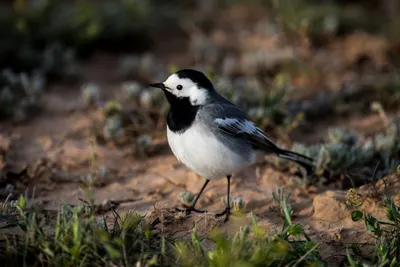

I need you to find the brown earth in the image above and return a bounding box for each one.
[1,4,400,266]
[1,61,399,266]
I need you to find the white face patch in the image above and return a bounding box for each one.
[163,74,209,105]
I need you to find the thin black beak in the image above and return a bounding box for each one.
[149,83,166,90]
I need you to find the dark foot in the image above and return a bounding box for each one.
[216,207,231,222]
[175,206,208,215]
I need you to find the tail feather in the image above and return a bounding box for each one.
[277,149,314,175]
[281,149,314,162]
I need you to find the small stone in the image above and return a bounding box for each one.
[312,191,350,222]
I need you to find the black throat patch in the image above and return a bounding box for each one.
[164,90,200,134]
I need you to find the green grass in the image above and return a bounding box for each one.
[1,167,399,267]
[1,0,152,68]
[0,189,327,267]
[175,189,325,267]
[271,103,400,187]
[1,194,162,267]
[347,197,400,266]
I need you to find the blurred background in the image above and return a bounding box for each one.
[1,0,400,196]
[1,1,400,265]
[0,0,400,204]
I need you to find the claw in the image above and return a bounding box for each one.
[175,206,208,215]
[216,207,231,222]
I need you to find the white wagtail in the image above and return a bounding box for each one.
[150,69,314,222]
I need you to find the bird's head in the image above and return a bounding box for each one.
[149,69,214,106]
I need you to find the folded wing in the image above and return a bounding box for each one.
[215,118,280,154]
[214,117,314,173]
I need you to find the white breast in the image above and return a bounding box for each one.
[167,123,255,180]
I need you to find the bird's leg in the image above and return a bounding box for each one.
[176,179,210,215]
[216,175,231,222]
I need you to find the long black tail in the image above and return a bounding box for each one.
[277,148,315,175]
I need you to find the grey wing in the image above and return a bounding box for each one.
[214,117,281,154]
[200,100,314,173]
[200,101,280,154]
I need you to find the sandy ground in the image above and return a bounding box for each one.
[1,70,399,266]
[1,7,399,263]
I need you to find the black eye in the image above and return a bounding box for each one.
[176,85,183,90]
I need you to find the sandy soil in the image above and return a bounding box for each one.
[1,5,399,266]
[1,65,399,266]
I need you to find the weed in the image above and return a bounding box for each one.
[178,191,195,207]
[272,104,400,187]
[346,188,364,210]
[175,189,326,267]
[348,197,400,266]
[272,188,292,219]
[0,70,45,121]
[0,196,164,267]
[1,189,327,266]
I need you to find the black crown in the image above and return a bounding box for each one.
[176,69,214,90]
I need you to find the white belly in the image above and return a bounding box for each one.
[167,124,255,180]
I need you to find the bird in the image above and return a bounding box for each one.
[150,69,314,222]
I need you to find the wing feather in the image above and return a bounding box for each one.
[201,95,314,173]
[214,118,280,154]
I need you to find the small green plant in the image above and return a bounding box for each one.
[272,188,292,219]
[348,197,400,266]
[0,195,164,266]
[0,70,45,121]
[231,197,246,212]
[179,191,195,207]
[175,189,325,267]
[81,82,101,107]
[346,188,364,209]
[275,106,400,186]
